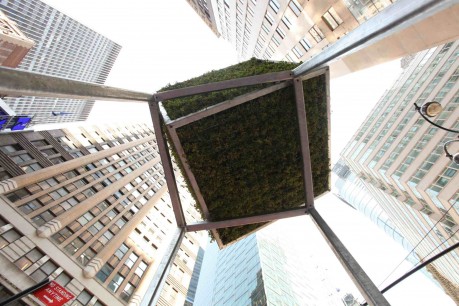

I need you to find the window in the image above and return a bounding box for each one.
[135,261,148,277]
[15,248,44,271]
[261,23,270,34]
[55,272,72,286]
[115,243,129,259]
[300,37,312,51]
[125,253,139,268]
[265,12,275,26]
[30,260,58,282]
[96,264,114,282]
[108,274,125,292]
[275,26,286,39]
[75,290,92,306]
[11,153,32,163]
[292,45,303,58]
[22,163,42,173]
[6,188,30,202]
[120,283,135,302]
[322,7,343,30]
[38,178,58,190]
[281,15,292,29]
[42,148,58,156]
[309,25,325,43]
[0,144,22,154]
[65,237,84,255]
[0,170,11,180]
[1,229,21,243]
[289,0,302,16]
[247,5,255,16]
[269,0,280,13]
[271,35,280,47]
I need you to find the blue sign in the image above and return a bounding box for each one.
[0,115,33,131]
[11,116,32,130]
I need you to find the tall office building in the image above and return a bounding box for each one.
[0,122,206,306]
[192,0,394,61]
[333,161,415,254]
[210,228,342,305]
[338,41,459,302]
[185,0,220,37]
[0,0,121,125]
[332,161,441,286]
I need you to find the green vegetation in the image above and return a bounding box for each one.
[161,58,329,245]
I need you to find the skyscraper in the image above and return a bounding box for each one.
[185,0,219,37]
[0,122,205,306]
[0,0,121,125]
[337,41,459,302]
[192,0,394,62]
[210,228,342,305]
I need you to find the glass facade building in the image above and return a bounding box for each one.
[211,230,341,305]
[338,40,459,302]
[0,0,121,125]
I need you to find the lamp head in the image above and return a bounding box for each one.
[452,153,459,165]
[420,101,442,117]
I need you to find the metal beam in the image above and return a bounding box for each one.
[185,207,308,232]
[0,66,152,102]
[154,70,293,101]
[140,228,185,306]
[166,126,210,218]
[167,81,291,129]
[293,78,315,209]
[148,101,186,227]
[293,0,458,77]
[310,208,390,306]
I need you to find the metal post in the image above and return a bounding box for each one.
[292,0,458,77]
[309,208,390,306]
[185,207,308,231]
[154,70,293,101]
[0,278,50,306]
[293,78,315,209]
[148,101,186,227]
[167,81,291,129]
[140,228,185,306]
[0,66,152,102]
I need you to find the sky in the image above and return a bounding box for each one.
[40,0,455,305]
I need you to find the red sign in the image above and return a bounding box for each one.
[33,281,75,306]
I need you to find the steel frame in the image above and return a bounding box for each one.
[155,70,321,246]
[0,1,445,303]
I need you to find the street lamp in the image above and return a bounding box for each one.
[444,139,459,165]
[414,102,459,164]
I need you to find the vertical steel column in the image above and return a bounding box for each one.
[309,208,390,306]
[148,101,186,227]
[140,228,185,306]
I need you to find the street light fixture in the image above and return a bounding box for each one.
[414,102,459,165]
[444,139,459,165]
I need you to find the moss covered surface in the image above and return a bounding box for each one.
[161,59,329,245]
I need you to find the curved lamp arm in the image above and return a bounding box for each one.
[444,139,459,164]
[414,103,459,134]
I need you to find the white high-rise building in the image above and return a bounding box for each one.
[0,0,121,125]
[338,41,459,302]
